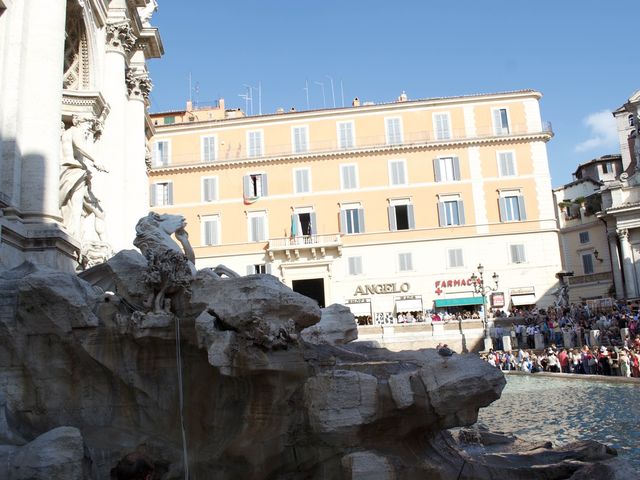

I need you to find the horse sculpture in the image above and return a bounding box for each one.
[133,212,239,313]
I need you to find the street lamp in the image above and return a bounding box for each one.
[470,263,499,350]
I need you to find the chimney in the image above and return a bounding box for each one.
[352,97,360,107]
[186,100,193,111]
[218,98,225,110]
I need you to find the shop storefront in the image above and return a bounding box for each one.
[509,287,536,310]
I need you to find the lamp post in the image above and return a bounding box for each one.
[470,263,499,351]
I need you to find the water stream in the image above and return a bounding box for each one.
[476,374,640,469]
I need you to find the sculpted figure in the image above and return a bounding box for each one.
[59,116,107,241]
[134,212,239,313]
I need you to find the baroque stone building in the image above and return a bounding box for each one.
[0,0,163,271]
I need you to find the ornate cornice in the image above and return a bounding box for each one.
[61,91,110,140]
[106,20,136,53]
[125,69,152,100]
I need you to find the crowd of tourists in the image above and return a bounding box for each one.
[483,341,640,377]
[482,300,640,377]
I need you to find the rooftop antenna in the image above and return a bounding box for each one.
[243,83,262,115]
[192,81,200,108]
[188,72,192,103]
[325,75,336,108]
[238,92,249,114]
[303,79,310,110]
[340,79,345,107]
[242,84,254,115]
[314,80,326,108]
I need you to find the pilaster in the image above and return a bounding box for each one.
[618,229,638,298]
[608,231,624,299]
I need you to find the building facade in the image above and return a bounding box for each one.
[553,155,621,303]
[0,0,163,271]
[149,89,562,321]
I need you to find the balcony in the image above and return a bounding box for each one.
[151,122,554,168]
[568,271,612,285]
[267,234,342,261]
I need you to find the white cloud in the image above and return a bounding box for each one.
[574,110,618,153]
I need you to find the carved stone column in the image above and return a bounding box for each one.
[17,0,67,221]
[98,19,136,253]
[618,229,638,298]
[608,231,624,299]
[125,53,153,243]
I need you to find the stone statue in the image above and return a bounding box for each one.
[133,212,239,313]
[554,282,569,309]
[59,116,107,243]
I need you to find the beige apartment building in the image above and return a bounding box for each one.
[148,89,562,322]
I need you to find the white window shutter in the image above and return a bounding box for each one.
[498,197,507,222]
[357,208,365,233]
[388,206,397,231]
[407,204,415,229]
[437,202,445,227]
[433,158,442,182]
[261,174,268,196]
[518,196,527,220]
[457,200,465,225]
[452,157,461,181]
[167,183,173,205]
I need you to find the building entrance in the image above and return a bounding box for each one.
[292,278,325,308]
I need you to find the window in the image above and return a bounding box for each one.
[291,209,317,237]
[337,121,355,149]
[340,203,365,234]
[582,253,595,274]
[243,173,268,200]
[499,192,527,222]
[202,177,218,202]
[601,162,613,174]
[247,130,263,157]
[385,117,403,145]
[201,215,220,246]
[493,108,510,135]
[163,116,175,125]
[497,151,516,176]
[348,256,363,276]
[433,156,461,182]
[247,264,270,275]
[340,164,358,190]
[398,252,413,271]
[247,211,267,242]
[629,114,635,127]
[433,112,451,140]
[293,168,311,194]
[510,244,526,264]
[150,182,172,206]
[292,126,309,153]
[201,135,216,162]
[152,140,170,167]
[579,231,590,244]
[437,195,465,226]
[447,248,464,268]
[388,198,415,231]
[388,159,407,186]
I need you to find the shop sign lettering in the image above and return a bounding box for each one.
[434,278,474,295]
[353,282,410,296]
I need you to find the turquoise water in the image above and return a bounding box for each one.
[476,374,640,469]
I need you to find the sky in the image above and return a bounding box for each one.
[147,0,638,188]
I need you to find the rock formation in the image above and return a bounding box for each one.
[0,246,630,478]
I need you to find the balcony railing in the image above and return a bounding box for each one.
[568,271,612,285]
[152,122,553,167]
[267,234,342,261]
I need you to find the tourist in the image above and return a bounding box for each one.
[111,452,155,480]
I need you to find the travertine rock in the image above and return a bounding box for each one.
[0,258,628,479]
[0,426,87,480]
[301,303,358,346]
